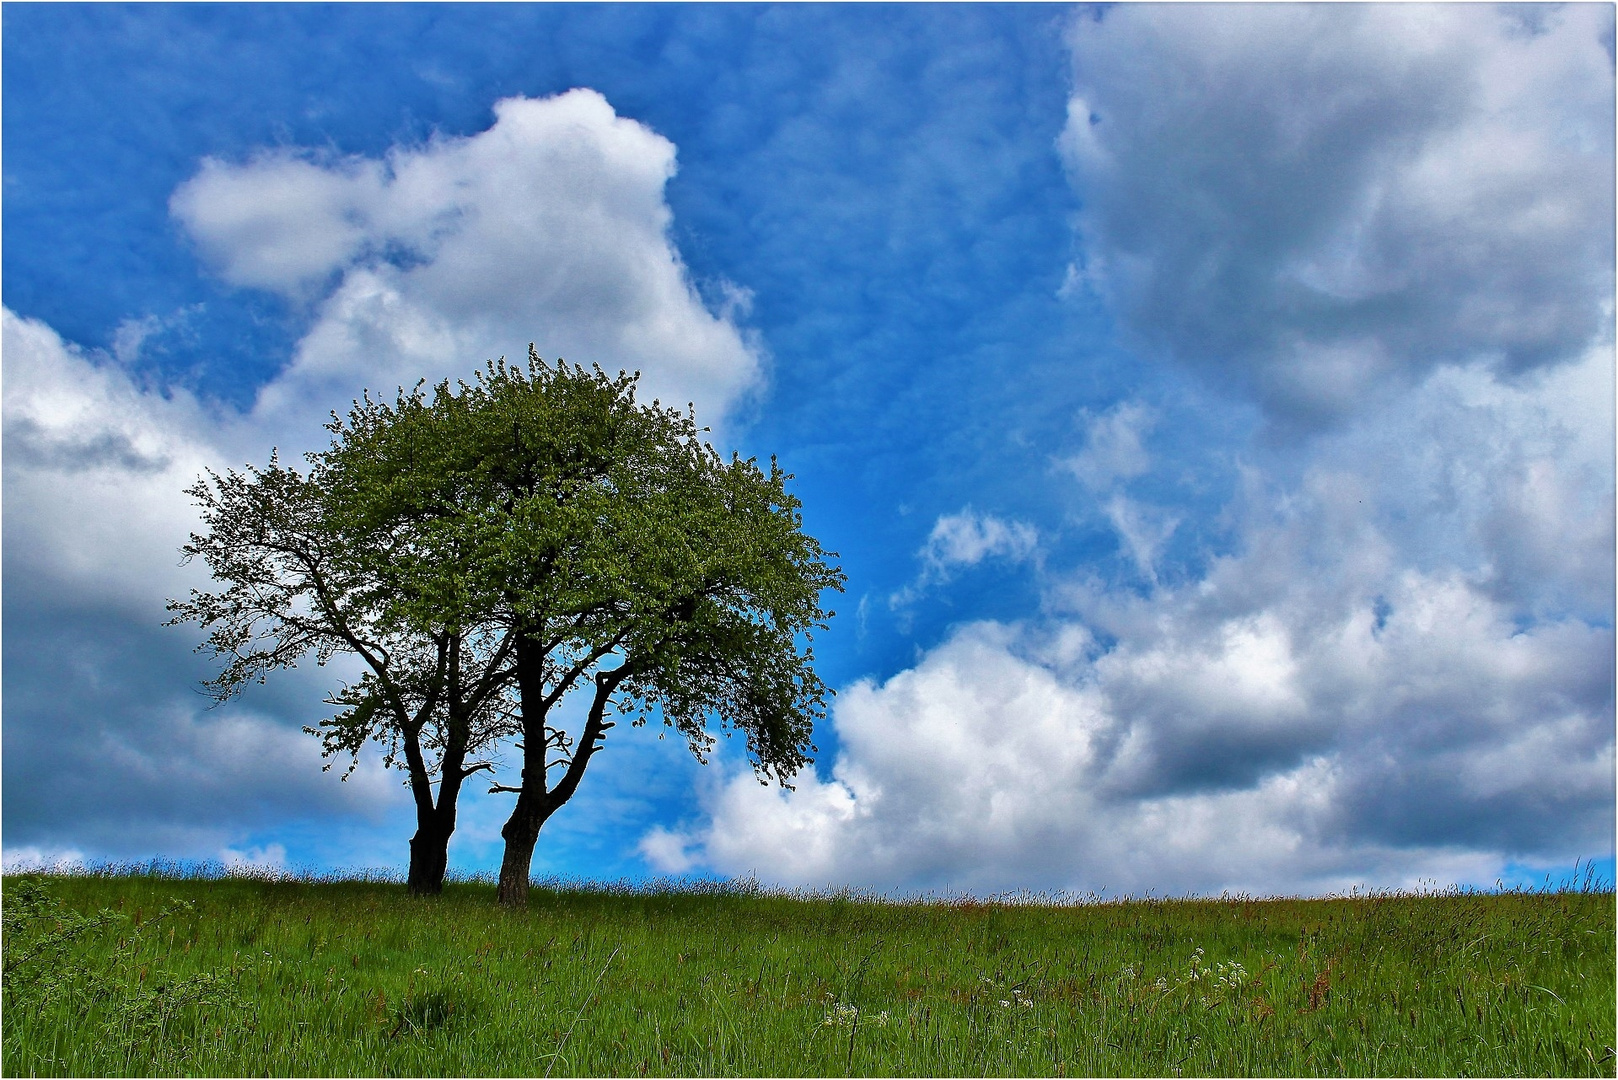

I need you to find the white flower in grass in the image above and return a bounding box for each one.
[822,1001,886,1029]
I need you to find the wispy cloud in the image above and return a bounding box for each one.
[1060,401,1153,491]
[921,509,1039,575]
[889,508,1039,610]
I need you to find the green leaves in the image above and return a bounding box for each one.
[316,346,845,785]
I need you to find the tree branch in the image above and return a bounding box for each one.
[549,667,633,811]
[538,631,630,713]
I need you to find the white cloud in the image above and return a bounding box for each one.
[173,89,761,442]
[685,617,1538,897]
[2,310,231,612]
[670,347,1614,896]
[922,508,1038,572]
[10,89,756,620]
[1101,494,1179,585]
[638,826,700,875]
[172,154,389,297]
[1,846,88,874]
[1060,3,1615,428]
[688,580,1610,895]
[221,843,289,872]
[1059,402,1180,585]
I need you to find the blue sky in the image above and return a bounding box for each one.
[4,3,1613,896]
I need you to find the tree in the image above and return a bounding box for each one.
[166,406,518,896]
[342,351,845,906]
[170,350,842,905]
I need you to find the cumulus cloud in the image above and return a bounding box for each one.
[1060,3,1615,429]
[5,90,763,862]
[171,154,391,297]
[173,89,761,441]
[12,91,760,618]
[638,826,701,875]
[1,310,232,612]
[672,308,1614,898]
[221,843,289,872]
[685,613,1557,897]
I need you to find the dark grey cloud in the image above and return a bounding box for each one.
[1333,705,1615,852]
[1,594,401,860]
[1060,4,1615,431]
[4,416,174,474]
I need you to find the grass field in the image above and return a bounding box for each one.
[2,869,1612,1077]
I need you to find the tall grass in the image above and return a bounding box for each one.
[3,868,1612,1076]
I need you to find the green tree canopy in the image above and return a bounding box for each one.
[332,351,844,905]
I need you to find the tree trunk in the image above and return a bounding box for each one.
[406,815,453,896]
[496,667,626,907]
[496,792,549,906]
[404,764,464,897]
[499,621,551,907]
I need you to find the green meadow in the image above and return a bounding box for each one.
[3,869,1612,1077]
